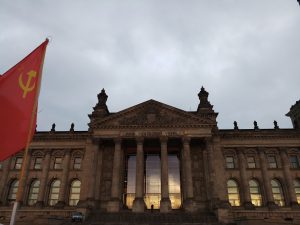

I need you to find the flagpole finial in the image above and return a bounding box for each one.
[46,36,52,44]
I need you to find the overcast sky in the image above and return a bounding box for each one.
[1,0,300,131]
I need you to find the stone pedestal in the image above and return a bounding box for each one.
[132,198,146,212]
[183,198,197,212]
[244,201,255,210]
[107,198,121,212]
[160,198,172,213]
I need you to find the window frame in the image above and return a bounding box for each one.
[69,180,81,206]
[33,157,43,170]
[247,156,257,169]
[14,157,23,170]
[73,157,82,170]
[227,179,240,206]
[225,156,235,169]
[290,155,300,169]
[27,180,40,206]
[267,155,278,169]
[54,157,62,170]
[48,179,61,206]
[249,179,262,206]
[271,179,285,206]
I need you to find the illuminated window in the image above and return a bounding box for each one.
[14,157,23,170]
[54,157,62,170]
[48,180,61,206]
[34,158,42,170]
[144,155,161,209]
[125,155,136,209]
[268,156,277,168]
[271,179,285,206]
[249,179,262,206]
[69,180,81,206]
[247,156,256,168]
[290,156,300,169]
[73,158,82,170]
[226,156,235,168]
[227,179,240,206]
[294,179,300,204]
[7,180,19,204]
[168,155,181,209]
[28,180,40,206]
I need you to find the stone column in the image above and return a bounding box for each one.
[182,137,196,212]
[132,137,146,212]
[279,148,298,207]
[207,137,230,209]
[258,148,276,208]
[78,138,99,208]
[56,150,71,207]
[36,150,51,207]
[107,138,123,212]
[237,149,254,209]
[160,137,171,212]
[0,158,12,205]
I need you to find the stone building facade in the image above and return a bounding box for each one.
[0,88,300,224]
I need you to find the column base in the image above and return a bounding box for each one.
[160,198,172,213]
[290,201,300,209]
[183,198,197,212]
[266,201,278,209]
[107,198,122,212]
[77,198,96,208]
[132,197,146,212]
[244,201,255,210]
[55,201,66,208]
[35,201,45,208]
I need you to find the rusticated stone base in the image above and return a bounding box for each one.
[132,197,146,212]
[160,198,172,213]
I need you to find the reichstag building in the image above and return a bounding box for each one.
[0,88,299,225]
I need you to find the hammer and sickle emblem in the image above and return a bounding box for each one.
[18,70,37,98]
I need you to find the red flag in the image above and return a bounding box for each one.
[0,40,48,161]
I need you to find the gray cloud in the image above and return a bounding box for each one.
[1,0,299,131]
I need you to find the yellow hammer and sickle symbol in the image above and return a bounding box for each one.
[18,70,37,98]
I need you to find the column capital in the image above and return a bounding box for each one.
[136,136,144,144]
[160,136,168,144]
[182,136,191,144]
[114,137,122,145]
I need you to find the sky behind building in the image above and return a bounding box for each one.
[1,0,300,131]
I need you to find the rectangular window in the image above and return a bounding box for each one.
[54,157,62,170]
[73,157,82,170]
[14,157,23,170]
[268,156,277,168]
[247,156,256,168]
[226,156,235,168]
[290,156,300,169]
[34,157,42,170]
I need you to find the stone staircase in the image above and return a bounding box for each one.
[86,211,223,225]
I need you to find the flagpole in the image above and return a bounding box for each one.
[9,39,49,225]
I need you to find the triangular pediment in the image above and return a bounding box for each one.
[89,99,216,129]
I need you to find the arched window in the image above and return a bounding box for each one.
[48,179,61,206]
[227,179,240,206]
[294,179,300,204]
[69,180,81,206]
[271,179,285,206]
[7,180,19,204]
[27,180,40,206]
[249,179,262,206]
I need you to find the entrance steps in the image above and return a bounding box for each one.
[86,211,222,225]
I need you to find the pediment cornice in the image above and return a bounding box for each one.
[89,99,217,129]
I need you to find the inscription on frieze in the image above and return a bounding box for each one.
[120,131,184,137]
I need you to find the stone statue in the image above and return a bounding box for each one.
[70,123,75,132]
[51,123,56,132]
[234,121,239,130]
[254,121,259,130]
[274,120,279,129]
